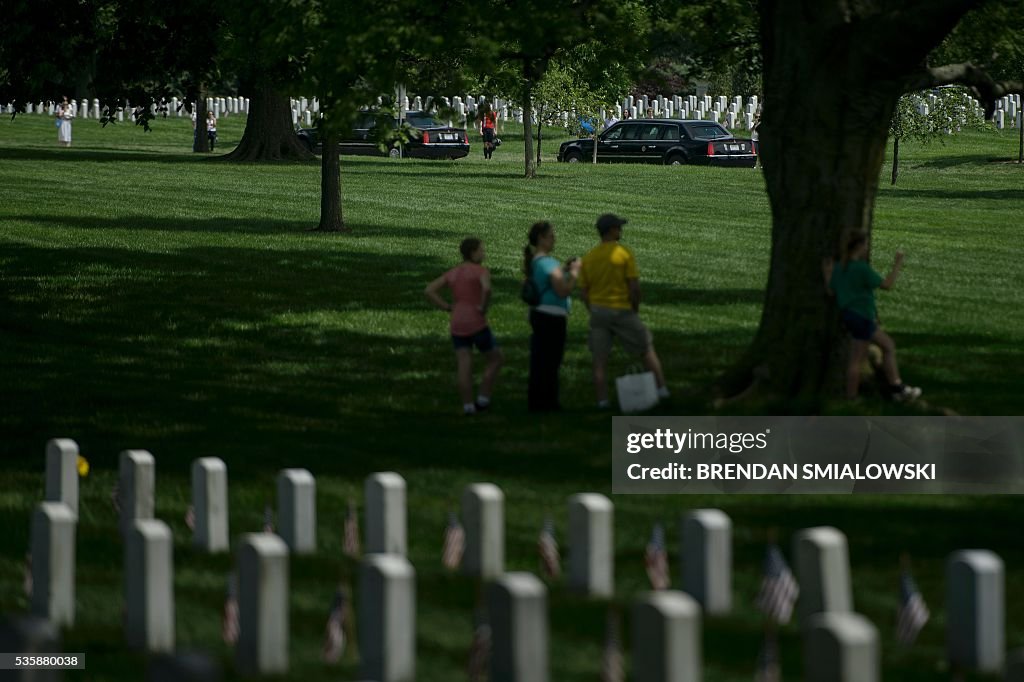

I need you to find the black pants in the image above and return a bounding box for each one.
[528,310,567,411]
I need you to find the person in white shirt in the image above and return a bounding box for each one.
[55,96,74,147]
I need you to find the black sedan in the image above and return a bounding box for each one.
[297,111,470,160]
[557,119,756,167]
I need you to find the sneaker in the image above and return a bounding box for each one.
[891,384,922,402]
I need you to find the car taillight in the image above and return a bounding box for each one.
[707,141,715,156]
[422,132,430,144]
[463,133,468,144]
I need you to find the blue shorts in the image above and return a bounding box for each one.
[841,310,877,341]
[452,327,497,352]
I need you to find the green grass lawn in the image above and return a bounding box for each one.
[1,113,1023,681]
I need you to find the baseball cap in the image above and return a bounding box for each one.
[596,213,628,235]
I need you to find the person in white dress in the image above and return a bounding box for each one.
[56,96,74,147]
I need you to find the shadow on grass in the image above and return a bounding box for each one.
[913,153,1020,170]
[884,187,1024,201]
[0,239,768,481]
[3,214,465,241]
[0,146,221,165]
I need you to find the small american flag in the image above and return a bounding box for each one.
[537,518,561,580]
[184,505,196,532]
[467,609,491,682]
[754,630,781,682]
[756,545,799,625]
[263,504,274,533]
[322,587,348,663]
[110,481,121,514]
[896,569,930,645]
[222,575,240,645]
[343,500,360,558]
[644,523,670,590]
[442,511,465,571]
[23,552,32,598]
[600,610,624,682]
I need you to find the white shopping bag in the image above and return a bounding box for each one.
[615,370,658,413]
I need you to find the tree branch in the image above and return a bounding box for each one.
[904,63,1024,118]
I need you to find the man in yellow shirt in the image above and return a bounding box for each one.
[578,213,668,408]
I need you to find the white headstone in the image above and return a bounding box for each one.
[632,591,702,682]
[125,519,174,652]
[794,526,852,622]
[30,502,76,627]
[567,493,614,598]
[191,458,229,553]
[461,483,504,579]
[488,572,548,682]
[92,99,100,118]
[804,612,879,682]
[947,550,1004,673]
[45,438,79,516]
[681,509,731,615]
[365,472,407,556]
[276,469,316,554]
[997,110,1005,129]
[236,533,289,676]
[119,450,155,535]
[359,554,416,682]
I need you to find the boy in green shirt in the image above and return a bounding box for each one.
[823,230,921,402]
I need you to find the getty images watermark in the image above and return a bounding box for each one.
[611,417,1024,494]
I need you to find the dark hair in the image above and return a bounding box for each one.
[841,230,869,267]
[460,237,482,261]
[523,221,553,275]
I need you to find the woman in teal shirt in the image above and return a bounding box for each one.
[523,221,581,411]
[824,230,921,402]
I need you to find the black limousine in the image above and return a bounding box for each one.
[297,111,470,160]
[557,119,756,167]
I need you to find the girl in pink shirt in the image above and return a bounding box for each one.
[425,238,504,414]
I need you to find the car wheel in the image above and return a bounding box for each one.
[666,153,685,166]
[388,147,401,159]
[564,151,582,163]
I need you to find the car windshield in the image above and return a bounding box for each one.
[685,124,730,139]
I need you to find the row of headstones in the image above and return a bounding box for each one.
[6,96,250,121]
[281,92,763,130]
[24,438,1022,681]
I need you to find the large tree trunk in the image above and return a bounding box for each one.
[891,137,900,185]
[316,123,346,231]
[727,3,913,401]
[522,78,536,178]
[223,83,313,162]
[726,1,1024,404]
[192,85,210,153]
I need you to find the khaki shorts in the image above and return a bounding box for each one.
[588,306,652,357]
